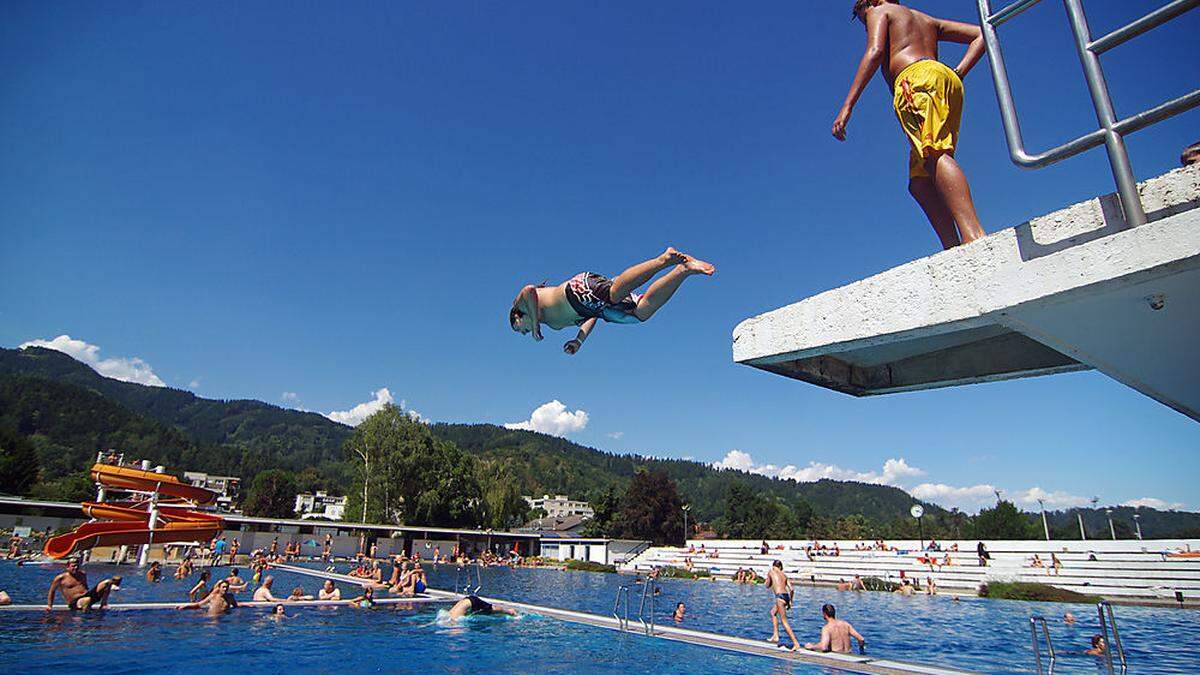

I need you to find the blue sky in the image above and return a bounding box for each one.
[2,1,1197,514]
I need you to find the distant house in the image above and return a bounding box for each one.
[183,472,241,513]
[518,514,589,537]
[294,491,347,521]
[523,494,594,520]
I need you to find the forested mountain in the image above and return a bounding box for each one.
[2,345,1197,538]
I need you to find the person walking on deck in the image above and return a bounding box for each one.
[766,560,800,651]
[509,248,714,354]
[833,1,988,250]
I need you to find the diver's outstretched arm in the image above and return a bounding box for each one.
[565,318,597,355]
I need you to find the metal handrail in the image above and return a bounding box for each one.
[1029,616,1056,674]
[636,579,657,636]
[977,0,1200,229]
[612,586,630,631]
[1097,601,1128,672]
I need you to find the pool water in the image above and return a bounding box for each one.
[0,562,804,674]
[418,563,1198,674]
[2,560,1197,673]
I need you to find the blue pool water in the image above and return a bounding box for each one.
[2,561,1197,673]
[0,562,801,674]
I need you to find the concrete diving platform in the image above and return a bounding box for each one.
[733,166,1200,421]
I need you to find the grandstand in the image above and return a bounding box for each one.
[622,539,1200,606]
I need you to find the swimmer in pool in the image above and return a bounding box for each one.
[273,604,286,618]
[1085,635,1108,657]
[288,586,314,601]
[253,576,282,602]
[804,603,866,654]
[318,580,341,601]
[177,579,238,615]
[447,595,519,621]
[765,560,799,651]
[188,570,212,602]
[509,247,715,354]
[673,602,686,622]
[223,568,248,593]
[349,587,376,609]
[46,558,120,611]
[146,561,162,583]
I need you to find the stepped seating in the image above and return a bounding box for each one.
[621,539,1200,601]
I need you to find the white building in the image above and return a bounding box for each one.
[183,472,240,513]
[523,494,594,520]
[294,491,347,521]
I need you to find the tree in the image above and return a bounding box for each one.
[242,469,299,518]
[975,500,1038,539]
[345,405,482,527]
[0,426,39,494]
[612,470,684,545]
[479,461,530,529]
[581,486,620,537]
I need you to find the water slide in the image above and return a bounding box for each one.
[44,463,224,559]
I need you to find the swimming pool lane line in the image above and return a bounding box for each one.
[272,564,972,674]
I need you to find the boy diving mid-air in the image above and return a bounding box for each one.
[509,248,714,354]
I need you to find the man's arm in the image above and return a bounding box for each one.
[850,624,867,650]
[565,318,597,354]
[520,286,543,341]
[833,9,890,140]
[938,19,985,78]
[805,625,832,651]
[46,574,61,609]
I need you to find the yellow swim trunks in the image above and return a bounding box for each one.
[893,59,963,179]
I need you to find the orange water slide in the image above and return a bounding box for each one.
[43,463,225,559]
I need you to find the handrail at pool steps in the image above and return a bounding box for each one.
[976,0,1200,228]
[612,585,630,631]
[637,578,656,636]
[1096,601,1128,674]
[1028,615,1055,675]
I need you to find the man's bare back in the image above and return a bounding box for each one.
[872,3,941,84]
[821,618,864,653]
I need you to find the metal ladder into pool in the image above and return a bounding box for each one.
[1029,602,1128,675]
[637,578,657,636]
[612,585,630,631]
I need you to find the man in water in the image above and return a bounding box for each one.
[833,1,987,250]
[177,579,237,615]
[223,567,248,593]
[509,248,715,354]
[447,594,518,621]
[804,604,867,654]
[46,559,121,611]
[253,575,281,602]
[318,579,341,601]
[145,560,162,582]
[765,560,800,651]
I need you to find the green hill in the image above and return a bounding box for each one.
[3,345,1198,538]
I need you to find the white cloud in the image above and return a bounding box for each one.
[504,400,589,437]
[281,392,299,402]
[709,450,1159,513]
[20,335,165,387]
[188,379,201,390]
[607,431,625,440]
[1123,497,1185,510]
[326,388,395,426]
[712,451,924,486]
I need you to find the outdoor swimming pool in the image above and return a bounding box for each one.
[2,561,1197,673]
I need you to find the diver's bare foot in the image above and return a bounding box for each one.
[766,635,779,643]
[661,247,687,265]
[682,255,715,275]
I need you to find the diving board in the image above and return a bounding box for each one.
[733,165,1200,422]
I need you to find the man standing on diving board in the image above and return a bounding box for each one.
[833,0,988,250]
[509,248,714,354]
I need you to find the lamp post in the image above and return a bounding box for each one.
[1077,510,1087,540]
[1037,498,1050,541]
[1133,513,1142,540]
[682,504,691,545]
[911,504,925,549]
[1106,509,1116,540]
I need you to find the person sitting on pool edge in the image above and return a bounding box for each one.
[804,604,866,654]
[46,558,121,611]
[509,247,715,354]
[447,595,518,621]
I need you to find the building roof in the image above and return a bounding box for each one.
[517,514,589,535]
